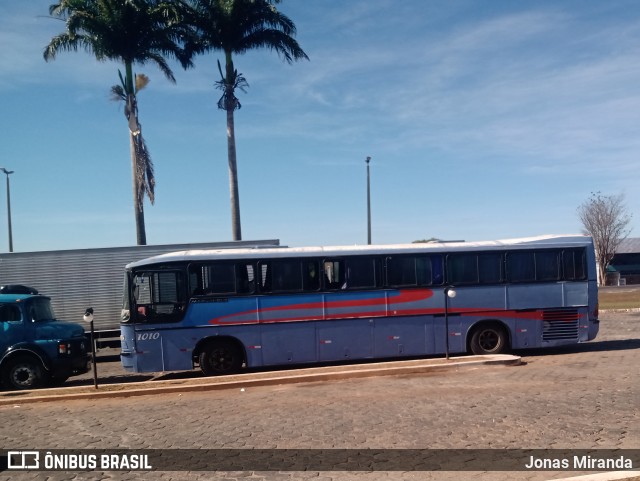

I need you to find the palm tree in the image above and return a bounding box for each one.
[44,0,191,245]
[184,0,308,240]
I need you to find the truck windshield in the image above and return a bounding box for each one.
[29,298,57,322]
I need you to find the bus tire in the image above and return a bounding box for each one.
[469,323,508,355]
[2,355,47,390]
[199,340,244,376]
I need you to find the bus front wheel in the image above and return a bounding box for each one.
[199,340,243,376]
[469,323,508,355]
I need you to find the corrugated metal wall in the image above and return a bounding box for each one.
[0,240,279,331]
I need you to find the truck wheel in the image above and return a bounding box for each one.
[199,340,243,376]
[2,355,46,390]
[469,324,508,355]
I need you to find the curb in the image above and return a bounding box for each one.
[0,354,520,405]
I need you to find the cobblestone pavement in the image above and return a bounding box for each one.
[1,312,638,481]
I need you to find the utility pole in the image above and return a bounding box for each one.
[366,156,371,245]
[0,168,14,252]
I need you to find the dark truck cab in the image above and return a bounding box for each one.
[0,286,90,390]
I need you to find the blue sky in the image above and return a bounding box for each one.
[1,0,640,252]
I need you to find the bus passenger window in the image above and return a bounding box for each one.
[478,253,503,283]
[563,249,586,281]
[536,251,560,281]
[508,252,535,282]
[431,256,444,285]
[387,257,417,287]
[387,256,434,287]
[346,258,377,289]
[304,261,320,291]
[236,263,255,294]
[323,260,344,290]
[416,257,433,285]
[447,254,478,284]
[189,264,237,296]
[271,260,304,292]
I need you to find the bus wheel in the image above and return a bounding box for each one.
[2,355,46,390]
[469,324,508,355]
[199,340,243,376]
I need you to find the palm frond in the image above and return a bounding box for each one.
[45,0,190,81]
[135,73,150,92]
[215,59,248,111]
[183,0,309,64]
[133,134,155,210]
[110,84,126,102]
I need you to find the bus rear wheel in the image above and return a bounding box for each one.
[199,340,243,376]
[469,324,508,355]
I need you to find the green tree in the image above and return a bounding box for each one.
[184,0,308,240]
[44,0,191,245]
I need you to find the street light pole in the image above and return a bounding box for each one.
[444,287,457,360]
[366,156,371,245]
[0,168,14,253]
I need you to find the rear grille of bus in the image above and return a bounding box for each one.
[542,309,579,341]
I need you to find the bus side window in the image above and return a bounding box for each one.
[236,263,255,294]
[447,254,478,284]
[563,249,586,281]
[258,262,271,292]
[304,261,320,291]
[345,257,378,289]
[431,256,444,285]
[323,260,344,290]
[536,251,560,281]
[478,253,503,283]
[271,260,304,292]
[507,252,535,282]
[387,256,416,287]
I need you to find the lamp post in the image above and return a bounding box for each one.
[366,156,371,245]
[0,168,13,252]
[83,307,98,389]
[444,287,457,360]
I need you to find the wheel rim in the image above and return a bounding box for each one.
[478,329,501,352]
[12,364,36,388]
[210,347,235,372]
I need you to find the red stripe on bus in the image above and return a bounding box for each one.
[208,289,434,325]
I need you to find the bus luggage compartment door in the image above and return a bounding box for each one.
[317,319,373,361]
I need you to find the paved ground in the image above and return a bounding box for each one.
[0,312,638,481]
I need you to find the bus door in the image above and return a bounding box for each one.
[128,269,189,371]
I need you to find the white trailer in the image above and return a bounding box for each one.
[0,240,280,345]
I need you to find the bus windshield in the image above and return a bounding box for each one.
[129,270,186,324]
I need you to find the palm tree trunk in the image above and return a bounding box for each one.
[224,51,242,241]
[131,131,147,245]
[226,105,242,241]
[124,62,147,245]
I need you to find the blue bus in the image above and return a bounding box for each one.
[120,235,599,375]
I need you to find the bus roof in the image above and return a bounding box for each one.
[126,234,593,269]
